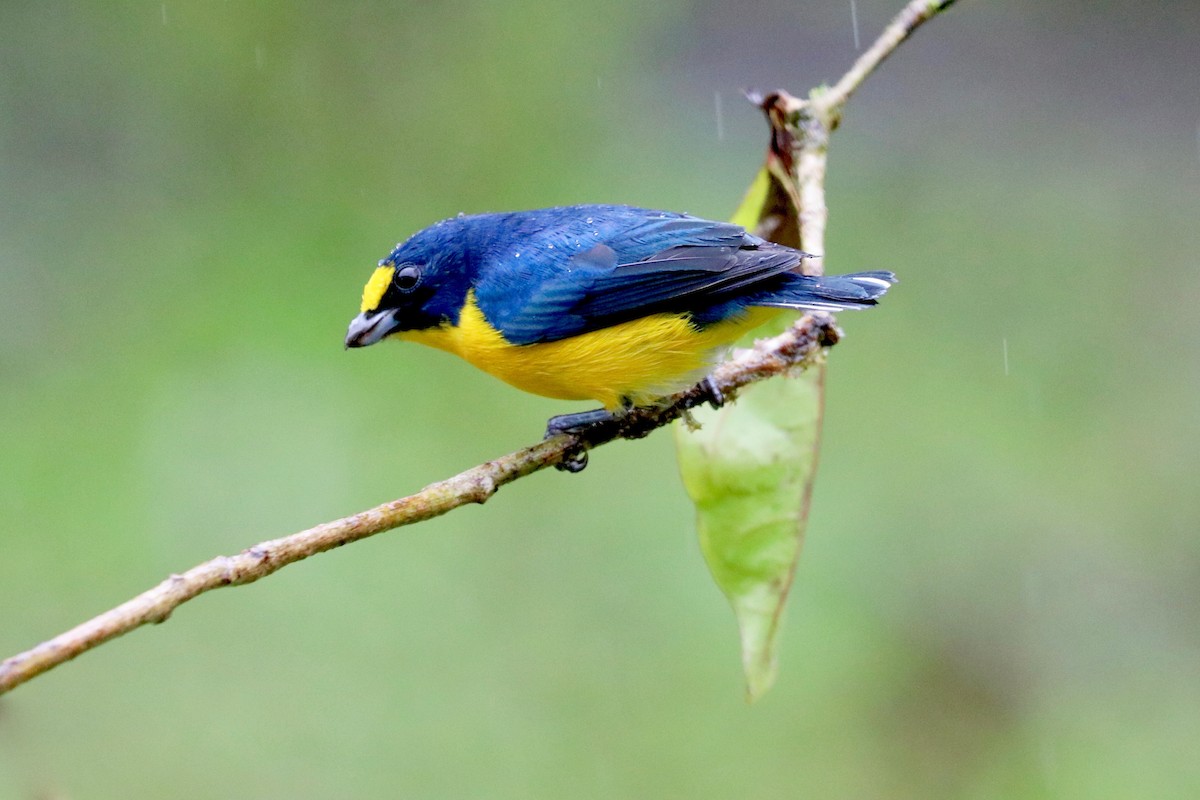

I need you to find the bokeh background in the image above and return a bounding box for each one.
[3,1,1199,797]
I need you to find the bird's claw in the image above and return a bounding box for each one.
[700,376,725,409]
[556,446,589,473]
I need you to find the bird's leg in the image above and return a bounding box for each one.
[544,408,617,437]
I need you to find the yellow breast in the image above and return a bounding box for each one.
[397,293,780,409]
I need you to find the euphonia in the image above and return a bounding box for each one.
[346,205,893,430]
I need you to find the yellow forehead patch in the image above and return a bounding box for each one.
[360,265,395,312]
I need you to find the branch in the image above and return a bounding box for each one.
[0,314,840,696]
[822,0,957,124]
[787,0,957,265]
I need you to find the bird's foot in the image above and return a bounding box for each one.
[545,408,619,473]
[557,447,589,473]
[699,376,725,409]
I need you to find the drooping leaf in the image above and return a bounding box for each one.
[675,91,826,702]
[677,366,824,700]
[729,91,803,252]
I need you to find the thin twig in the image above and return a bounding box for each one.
[789,0,957,263]
[821,0,957,124]
[0,315,840,696]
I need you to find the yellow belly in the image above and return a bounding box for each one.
[397,294,781,408]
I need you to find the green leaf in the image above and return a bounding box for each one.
[675,92,824,701]
[677,369,824,701]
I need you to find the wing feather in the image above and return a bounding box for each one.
[474,207,809,345]
[574,245,803,319]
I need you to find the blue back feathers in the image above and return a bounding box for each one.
[380,205,894,345]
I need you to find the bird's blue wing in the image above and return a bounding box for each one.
[575,244,800,318]
[474,206,806,345]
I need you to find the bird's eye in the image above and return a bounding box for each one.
[394,264,422,291]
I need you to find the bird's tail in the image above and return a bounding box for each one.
[754,270,897,311]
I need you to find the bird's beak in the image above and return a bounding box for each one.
[345,310,398,348]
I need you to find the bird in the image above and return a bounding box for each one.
[345,204,894,433]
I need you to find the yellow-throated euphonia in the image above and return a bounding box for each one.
[346,205,893,427]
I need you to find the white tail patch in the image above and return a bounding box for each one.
[761,300,860,311]
[851,276,894,290]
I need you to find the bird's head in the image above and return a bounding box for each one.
[344,218,471,348]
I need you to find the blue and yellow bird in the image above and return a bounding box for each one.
[346,204,893,429]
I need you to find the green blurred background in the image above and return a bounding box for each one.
[3,1,1198,797]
